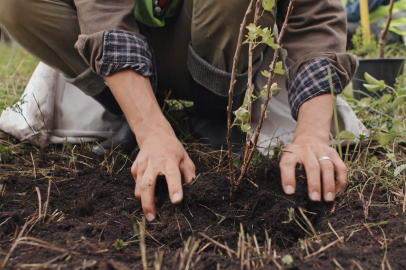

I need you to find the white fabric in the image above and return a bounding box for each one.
[251,47,369,156]
[0,62,124,147]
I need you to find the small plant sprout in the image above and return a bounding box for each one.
[227,0,295,199]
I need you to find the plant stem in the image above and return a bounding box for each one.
[234,0,295,194]
[379,0,395,58]
[227,0,255,194]
[244,0,262,163]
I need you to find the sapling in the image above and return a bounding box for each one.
[227,0,295,198]
[379,0,396,58]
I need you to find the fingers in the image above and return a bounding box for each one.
[133,161,146,200]
[165,163,184,204]
[303,155,322,202]
[329,151,348,195]
[180,157,196,184]
[319,158,335,202]
[317,149,348,202]
[280,149,298,195]
[139,165,158,221]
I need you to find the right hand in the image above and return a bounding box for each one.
[105,70,195,221]
[132,128,196,221]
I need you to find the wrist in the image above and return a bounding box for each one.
[293,93,333,145]
[132,115,175,146]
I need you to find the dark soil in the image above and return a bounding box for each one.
[0,146,405,269]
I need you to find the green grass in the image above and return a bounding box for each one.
[0,43,38,101]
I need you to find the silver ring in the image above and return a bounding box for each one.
[318,156,332,162]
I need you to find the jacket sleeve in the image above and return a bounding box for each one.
[72,0,157,91]
[277,0,358,88]
[276,0,358,120]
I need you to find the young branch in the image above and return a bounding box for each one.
[235,0,295,191]
[379,0,395,58]
[244,0,262,163]
[227,0,255,190]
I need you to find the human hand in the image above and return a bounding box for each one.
[104,70,195,221]
[279,133,347,202]
[132,129,196,221]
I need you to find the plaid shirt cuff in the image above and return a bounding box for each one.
[288,58,342,121]
[99,30,157,92]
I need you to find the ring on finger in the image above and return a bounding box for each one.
[318,156,332,162]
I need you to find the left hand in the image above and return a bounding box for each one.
[279,133,347,202]
[279,93,348,202]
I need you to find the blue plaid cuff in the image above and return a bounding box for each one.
[99,30,157,92]
[288,58,342,121]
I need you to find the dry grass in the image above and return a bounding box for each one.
[0,40,405,269]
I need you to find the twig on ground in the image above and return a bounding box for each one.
[299,207,321,242]
[368,169,382,207]
[403,175,406,213]
[140,217,147,270]
[70,147,77,176]
[30,152,36,179]
[2,216,35,268]
[198,233,237,255]
[352,260,365,270]
[175,210,184,244]
[303,236,344,260]
[328,222,343,243]
[43,179,52,222]
[35,187,42,220]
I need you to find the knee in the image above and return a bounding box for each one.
[0,0,29,28]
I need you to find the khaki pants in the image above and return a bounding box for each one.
[0,0,273,100]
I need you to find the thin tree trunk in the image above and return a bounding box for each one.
[379,0,395,58]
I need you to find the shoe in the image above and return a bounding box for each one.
[187,74,246,152]
[92,119,136,155]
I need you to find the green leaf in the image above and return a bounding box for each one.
[381,94,392,103]
[234,107,249,122]
[371,156,378,164]
[364,72,380,85]
[281,254,293,265]
[363,80,385,92]
[246,23,260,40]
[270,82,280,91]
[359,97,372,106]
[379,130,397,147]
[260,90,267,99]
[265,38,280,49]
[241,123,251,133]
[392,119,405,134]
[394,164,406,177]
[274,61,285,75]
[233,157,240,168]
[338,130,356,141]
[262,0,275,11]
[261,70,270,78]
[392,97,405,109]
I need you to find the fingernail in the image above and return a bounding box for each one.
[311,191,321,201]
[326,192,334,202]
[173,192,180,202]
[146,212,155,221]
[285,185,295,195]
